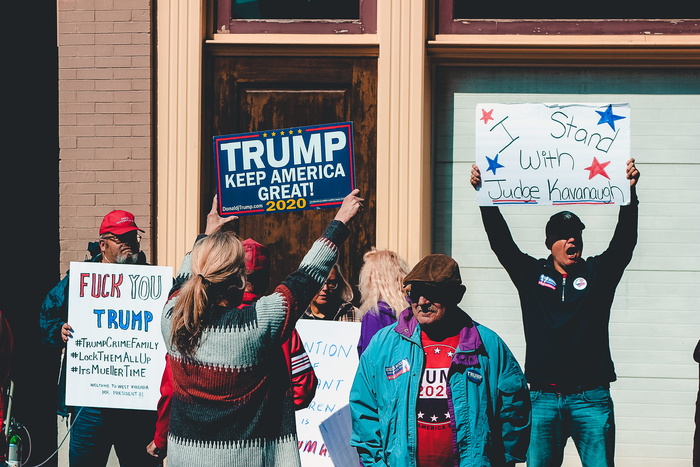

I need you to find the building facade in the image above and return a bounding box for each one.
[53,1,699,464]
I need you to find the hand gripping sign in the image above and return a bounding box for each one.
[475,103,631,206]
[213,122,356,217]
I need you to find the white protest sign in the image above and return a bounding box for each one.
[65,262,172,410]
[475,103,631,206]
[295,320,361,466]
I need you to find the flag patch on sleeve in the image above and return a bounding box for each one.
[290,351,313,377]
[385,359,411,380]
[538,274,557,290]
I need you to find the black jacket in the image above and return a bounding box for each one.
[480,192,638,386]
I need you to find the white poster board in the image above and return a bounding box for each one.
[475,103,631,206]
[295,320,361,466]
[65,262,173,410]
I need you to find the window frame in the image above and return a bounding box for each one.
[437,0,700,35]
[215,0,376,34]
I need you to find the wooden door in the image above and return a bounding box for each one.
[206,56,377,302]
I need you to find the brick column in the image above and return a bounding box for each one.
[58,1,153,273]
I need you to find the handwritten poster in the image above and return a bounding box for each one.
[65,262,173,410]
[294,320,361,466]
[475,103,631,206]
[213,122,356,217]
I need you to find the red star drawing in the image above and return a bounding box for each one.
[480,108,494,124]
[584,157,611,180]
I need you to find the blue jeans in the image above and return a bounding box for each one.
[69,406,160,467]
[527,386,615,467]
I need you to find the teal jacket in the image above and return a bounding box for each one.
[350,308,530,466]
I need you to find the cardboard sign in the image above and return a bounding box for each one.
[475,103,631,206]
[65,262,172,410]
[294,320,361,466]
[213,122,356,217]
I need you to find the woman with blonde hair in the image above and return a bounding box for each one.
[356,248,411,356]
[161,191,362,467]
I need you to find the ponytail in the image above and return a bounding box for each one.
[170,231,246,356]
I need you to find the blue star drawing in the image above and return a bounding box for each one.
[595,105,626,131]
[486,154,505,175]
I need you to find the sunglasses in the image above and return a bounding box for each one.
[408,284,464,304]
[408,285,443,303]
[102,234,142,245]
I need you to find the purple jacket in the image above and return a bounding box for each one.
[357,300,402,357]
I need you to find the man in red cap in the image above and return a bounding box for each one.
[39,210,159,467]
[96,210,145,264]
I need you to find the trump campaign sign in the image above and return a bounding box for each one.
[213,122,356,217]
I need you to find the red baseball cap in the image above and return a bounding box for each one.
[242,238,270,296]
[99,210,144,235]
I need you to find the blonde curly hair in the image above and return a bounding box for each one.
[357,248,410,320]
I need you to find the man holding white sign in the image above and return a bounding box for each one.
[470,158,640,467]
[40,210,162,467]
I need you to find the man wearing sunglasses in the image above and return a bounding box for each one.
[350,254,531,466]
[39,210,159,467]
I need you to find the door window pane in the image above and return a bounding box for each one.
[440,0,699,33]
[453,0,695,19]
[231,0,359,20]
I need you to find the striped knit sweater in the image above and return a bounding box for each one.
[161,221,349,467]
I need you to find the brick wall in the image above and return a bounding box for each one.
[58,0,153,274]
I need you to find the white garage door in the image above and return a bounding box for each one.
[433,67,700,466]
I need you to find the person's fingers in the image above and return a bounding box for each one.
[334,190,363,223]
[470,165,482,189]
[62,323,74,342]
[207,197,218,219]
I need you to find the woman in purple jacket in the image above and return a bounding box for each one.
[356,249,411,356]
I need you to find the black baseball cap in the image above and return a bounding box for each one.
[545,211,585,248]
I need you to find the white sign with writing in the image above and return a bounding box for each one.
[295,320,361,466]
[475,103,631,206]
[65,262,172,410]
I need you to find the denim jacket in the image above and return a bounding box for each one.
[350,308,531,466]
